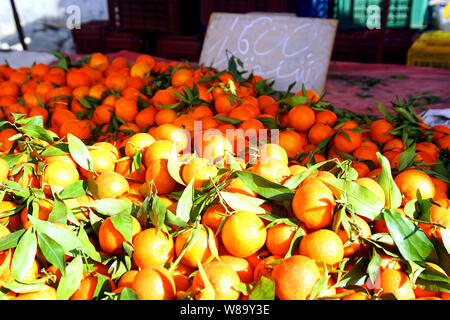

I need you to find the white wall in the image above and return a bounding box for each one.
[0,0,108,39]
[0,0,108,52]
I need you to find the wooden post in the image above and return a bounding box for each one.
[376,0,390,63]
[10,0,27,51]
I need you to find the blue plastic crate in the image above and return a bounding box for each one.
[332,0,428,30]
[297,0,330,18]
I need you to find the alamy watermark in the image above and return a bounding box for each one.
[366,5,381,29]
[65,5,81,30]
[175,120,280,165]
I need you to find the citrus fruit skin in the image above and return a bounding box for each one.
[192,261,241,300]
[298,229,344,266]
[272,255,321,300]
[175,225,218,268]
[266,223,301,257]
[221,211,267,258]
[131,265,176,300]
[394,169,436,205]
[95,171,130,199]
[355,177,386,206]
[132,228,174,268]
[42,160,79,194]
[380,269,415,300]
[98,216,141,255]
[288,105,315,132]
[337,215,372,257]
[14,286,57,300]
[292,181,335,230]
[370,119,395,143]
[181,157,218,190]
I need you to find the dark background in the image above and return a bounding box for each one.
[72,0,429,64]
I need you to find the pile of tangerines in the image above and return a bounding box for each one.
[0,52,449,301]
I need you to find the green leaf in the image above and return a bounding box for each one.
[335,255,369,287]
[255,117,279,129]
[29,216,100,261]
[85,199,132,216]
[110,212,133,243]
[367,233,397,255]
[59,180,87,199]
[441,227,450,256]
[48,196,68,225]
[37,231,66,276]
[165,210,189,229]
[235,282,250,296]
[136,195,151,229]
[67,133,94,172]
[92,272,112,299]
[196,258,216,300]
[57,57,69,71]
[11,228,37,281]
[119,287,140,300]
[227,54,243,83]
[149,195,169,232]
[376,152,402,210]
[76,223,102,262]
[89,210,103,236]
[57,255,83,300]
[383,209,437,262]
[108,259,128,281]
[2,278,53,294]
[212,116,243,125]
[376,101,395,121]
[220,191,266,214]
[205,225,220,261]
[398,144,416,172]
[77,97,93,110]
[17,115,44,127]
[236,170,294,201]
[390,74,409,79]
[155,101,181,110]
[321,178,384,221]
[40,143,70,156]
[225,154,242,172]
[22,123,54,144]
[403,199,417,218]
[309,274,330,300]
[284,227,306,259]
[248,276,275,300]
[356,92,373,98]
[283,160,330,190]
[167,144,186,186]
[176,178,195,223]
[405,260,426,285]
[412,261,450,293]
[0,229,26,251]
[367,248,381,285]
[415,197,433,221]
[394,107,418,123]
[278,95,309,107]
[431,236,450,275]
[1,153,26,169]
[1,180,30,198]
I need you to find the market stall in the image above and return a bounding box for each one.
[0,0,449,305]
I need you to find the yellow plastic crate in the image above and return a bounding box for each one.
[407,31,450,68]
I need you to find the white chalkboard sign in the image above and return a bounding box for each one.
[199,12,338,94]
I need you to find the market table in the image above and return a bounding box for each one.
[69,50,450,118]
[1,49,449,125]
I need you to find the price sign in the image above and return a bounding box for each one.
[200,12,338,94]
